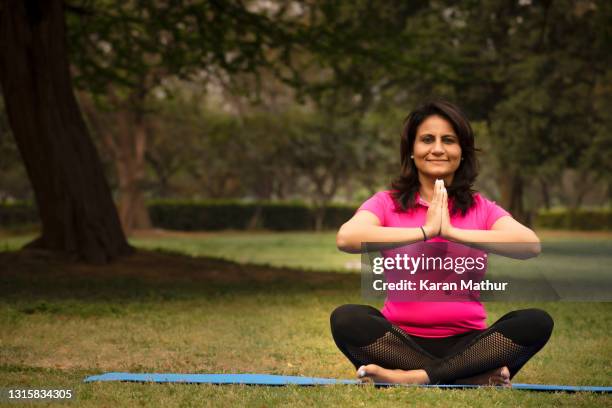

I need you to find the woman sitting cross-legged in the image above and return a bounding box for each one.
[331,100,553,386]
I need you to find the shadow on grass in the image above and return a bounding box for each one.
[0,248,359,310]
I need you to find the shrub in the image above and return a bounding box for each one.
[535,208,612,230]
[4,201,610,231]
[148,199,357,231]
[0,201,38,227]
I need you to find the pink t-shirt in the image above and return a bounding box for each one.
[358,190,510,338]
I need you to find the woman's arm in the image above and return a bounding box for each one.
[445,216,541,259]
[440,187,541,259]
[337,182,446,253]
[336,210,429,253]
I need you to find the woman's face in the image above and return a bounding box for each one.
[412,115,462,181]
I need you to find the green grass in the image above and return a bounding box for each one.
[0,234,32,252]
[0,231,361,272]
[0,231,611,407]
[131,231,362,272]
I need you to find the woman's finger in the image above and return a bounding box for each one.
[433,179,442,204]
[431,180,438,204]
[442,186,448,207]
[436,180,445,205]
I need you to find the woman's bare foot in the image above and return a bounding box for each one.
[356,364,430,385]
[455,366,511,387]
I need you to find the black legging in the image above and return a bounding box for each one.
[330,304,554,384]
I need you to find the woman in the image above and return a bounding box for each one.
[331,100,553,386]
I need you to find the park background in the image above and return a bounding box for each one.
[0,0,610,406]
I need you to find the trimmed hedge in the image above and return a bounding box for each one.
[2,201,610,231]
[0,200,358,231]
[0,202,38,227]
[147,200,357,231]
[535,208,612,231]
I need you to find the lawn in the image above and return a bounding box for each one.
[0,230,610,407]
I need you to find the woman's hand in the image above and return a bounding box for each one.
[440,183,454,239]
[423,179,444,239]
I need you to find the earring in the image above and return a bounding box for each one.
[461,157,464,161]
[410,155,414,159]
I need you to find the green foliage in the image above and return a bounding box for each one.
[4,0,612,215]
[67,0,302,95]
[0,201,37,227]
[142,94,391,207]
[148,199,355,231]
[455,0,612,214]
[536,208,612,231]
[148,200,250,230]
[4,201,612,231]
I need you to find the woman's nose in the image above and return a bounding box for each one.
[431,139,445,154]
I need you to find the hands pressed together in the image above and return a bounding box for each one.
[423,179,454,240]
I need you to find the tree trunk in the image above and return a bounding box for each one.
[311,175,338,231]
[499,170,531,226]
[0,0,132,262]
[570,170,593,210]
[313,205,326,231]
[539,177,551,210]
[247,204,263,230]
[114,109,152,235]
[82,92,153,234]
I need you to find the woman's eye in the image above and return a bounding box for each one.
[443,137,456,144]
[422,136,434,143]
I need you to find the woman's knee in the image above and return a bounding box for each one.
[330,304,388,346]
[330,304,376,333]
[498,308,554,346]
[528,308,554,339]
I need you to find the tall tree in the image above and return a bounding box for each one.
[453,0,611,221]
[0,0,310,259]
[68,0,303,233]
[0,0,132,262]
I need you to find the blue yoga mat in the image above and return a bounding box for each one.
[84,373,612,393]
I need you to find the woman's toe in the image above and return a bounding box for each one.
[357,366,367,378]
[500,367,510,378]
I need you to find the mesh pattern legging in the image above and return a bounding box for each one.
[330,304,554,384]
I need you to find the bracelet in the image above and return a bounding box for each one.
[419,226,428,241]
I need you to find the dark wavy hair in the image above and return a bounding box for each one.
[391,100,479,215]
